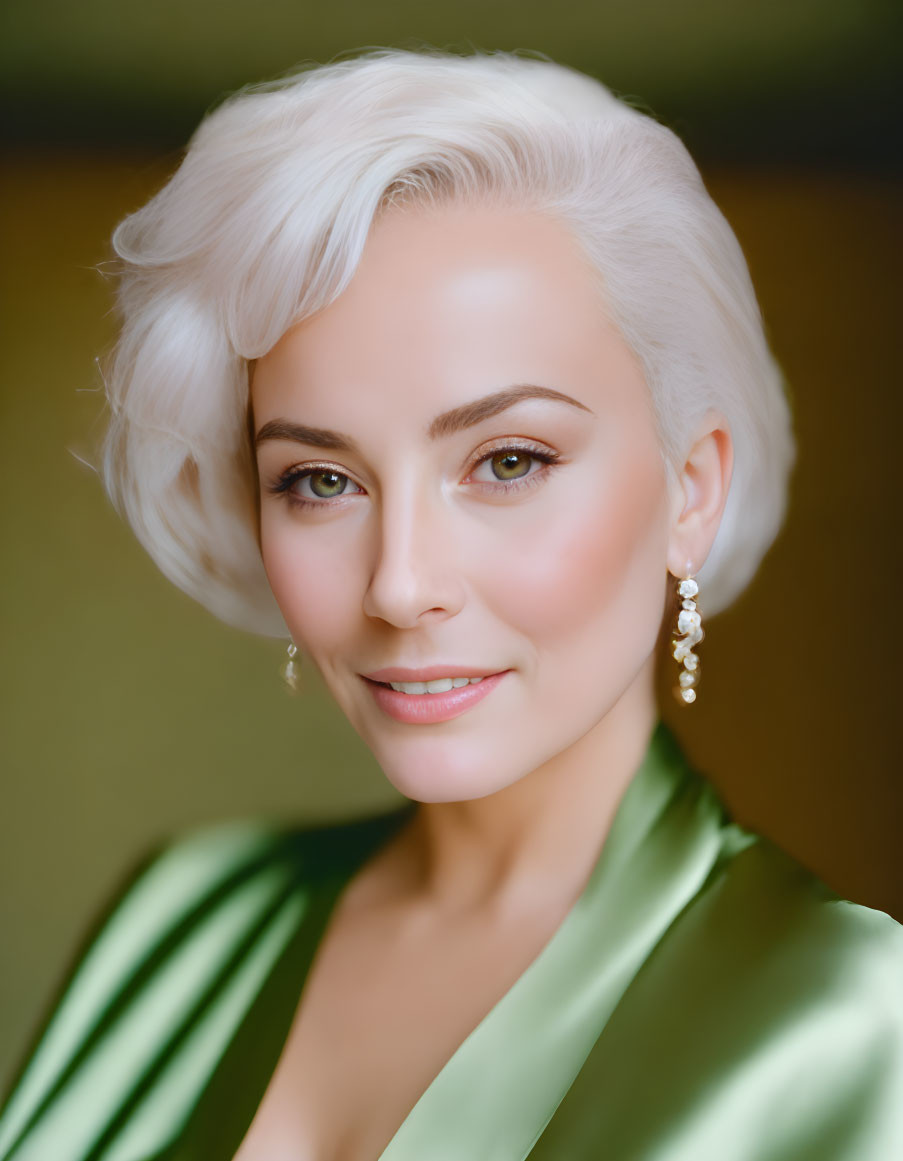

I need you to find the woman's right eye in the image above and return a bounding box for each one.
[266,466,364,508]
[294,469,353,499]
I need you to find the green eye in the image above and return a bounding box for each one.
[490,451,532,480]
[307,470,349,498]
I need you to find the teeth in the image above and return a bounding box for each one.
[388,676,486,694]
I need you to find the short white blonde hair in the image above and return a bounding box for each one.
[102,47,794,634]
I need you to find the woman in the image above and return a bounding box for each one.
[0,48,900,1161]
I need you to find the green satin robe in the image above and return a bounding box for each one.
[1,723,901,1160]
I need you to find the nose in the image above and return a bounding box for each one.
[361,487,466,629]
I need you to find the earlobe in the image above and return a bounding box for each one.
[667,413,734,578]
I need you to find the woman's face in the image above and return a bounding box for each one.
[252,203,674,802]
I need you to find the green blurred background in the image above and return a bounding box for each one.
[1,0,900,1089]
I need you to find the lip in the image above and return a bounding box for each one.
[362,665,506,682]
[361,670,509,724]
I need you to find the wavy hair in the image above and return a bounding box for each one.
[102,47,794,634]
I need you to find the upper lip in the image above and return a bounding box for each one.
[362,665,507,682]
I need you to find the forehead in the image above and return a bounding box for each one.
[251,203,647,427]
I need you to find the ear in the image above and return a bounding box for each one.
[666,411,734,579]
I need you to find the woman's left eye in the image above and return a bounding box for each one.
[468,445,559,487]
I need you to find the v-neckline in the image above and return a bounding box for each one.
[222,720,725,1161]
[377,719,726,1159]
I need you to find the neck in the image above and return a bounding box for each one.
[402,659,659,918]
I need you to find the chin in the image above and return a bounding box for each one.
[369,737,527,804]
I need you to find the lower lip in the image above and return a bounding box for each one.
[362,672,509,724]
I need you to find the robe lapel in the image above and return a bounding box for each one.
[379,723,732,1161]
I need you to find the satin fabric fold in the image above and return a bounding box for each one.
[1,723,900,1161]
[378,722,740,1159]
[529,837,903,1161]
[0,813,414,1161]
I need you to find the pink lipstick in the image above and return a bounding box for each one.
[361,669,509,724]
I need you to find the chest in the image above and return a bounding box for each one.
[232,889,564,1161]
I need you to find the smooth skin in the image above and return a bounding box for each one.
[238,202,733,1160]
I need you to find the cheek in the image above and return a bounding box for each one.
[484,455,669,661]
[260,515,363,646]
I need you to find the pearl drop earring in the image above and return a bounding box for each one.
[282,642,301,692]
[672,573,703,705]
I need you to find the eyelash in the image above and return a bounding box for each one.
[264,441,562,512]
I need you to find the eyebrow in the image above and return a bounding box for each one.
[254,384,592,450]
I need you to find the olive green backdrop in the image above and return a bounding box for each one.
[1,0,900,1091]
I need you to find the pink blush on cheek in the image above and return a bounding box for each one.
[487,455,670,657]
[261,538,359,646]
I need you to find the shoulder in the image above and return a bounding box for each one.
[671,815,903,1055]
[608,827,903,1158]
[0,807,411,1160]
[697,830,903,999]
[19,802,415,1006]
[649,756,903,1004]
[43,817,314,1003]
[554,817,903,1160]
[0,821,286,1157]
